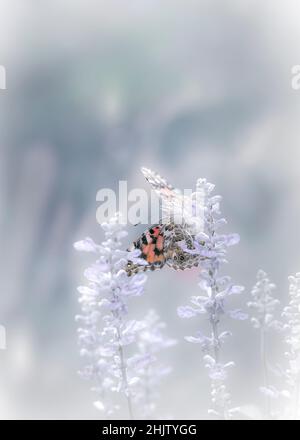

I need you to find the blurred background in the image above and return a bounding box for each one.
[0,0,300,419]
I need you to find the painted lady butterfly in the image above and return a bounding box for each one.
[126,168,201,276]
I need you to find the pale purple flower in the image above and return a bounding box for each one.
[248,270,283,418]
[248,270,283,332]
[178,178,245,419]
[74,213,147,419]
[281,272,300,419]
[131,309,177,419]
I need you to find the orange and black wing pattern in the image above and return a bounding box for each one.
[126,224,167,275]
[133,225,166,267]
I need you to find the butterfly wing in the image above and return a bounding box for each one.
[126,222,200,275]
[126,224,167,275]
[141,167,177,197]
[126,168,203,276]
[141,167,204,233]
[141,167,185,224]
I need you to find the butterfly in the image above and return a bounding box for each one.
[126,167,203,276]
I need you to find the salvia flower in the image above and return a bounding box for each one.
[281,272,300,419]
[248,270,283,418]
[248,270,283,332]
[178,178,246,419]
[131,309,177,418]
[74,213,147,419]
